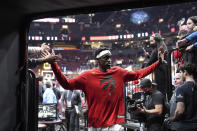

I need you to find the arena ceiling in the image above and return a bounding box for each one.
[1,0,195,40]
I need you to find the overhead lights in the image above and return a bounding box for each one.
[88,13,95,17]
[62,17,75,23]
[89,60,96,63]
[138,56,145,62]
[62,25,68,29]
[116,24,121,28]
[145,32,149,37]
[116,60,123,64]
[171,27,175,32]
[159,18,164,23]
[125,42,130,47]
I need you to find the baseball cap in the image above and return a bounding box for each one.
[140,78,157,89]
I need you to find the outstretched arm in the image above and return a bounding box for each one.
[127,61,159,81]
[51,63,86,90]
[28,53,60,69]
[40,50,71,89]
[176,31,197,48]
[51,63,71,89]
[41,50,85,90]
[123,50,164,82]
[28,43,50,54]
[186,31,197,41]
[185,42,197,52]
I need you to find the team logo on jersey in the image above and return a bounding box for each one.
[177,94,183,99]
[100,75,116,91]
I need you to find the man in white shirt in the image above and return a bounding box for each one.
[43,81,57,104]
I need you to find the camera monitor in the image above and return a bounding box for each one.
[38,103,57,121]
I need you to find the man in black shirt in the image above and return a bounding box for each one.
[168,72,184,130]
[167,64,197,131]
[136,78,165,131]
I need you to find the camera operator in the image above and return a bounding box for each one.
[127,84,146,123]
[134,78,165,131]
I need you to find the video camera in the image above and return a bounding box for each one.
[127,96,147,123]
[126,96,144,113]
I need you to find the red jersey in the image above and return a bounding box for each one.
[51,61,159,127]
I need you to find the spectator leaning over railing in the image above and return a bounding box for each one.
[176,30,197,67]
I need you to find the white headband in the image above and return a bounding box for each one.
[96,50,111,59]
